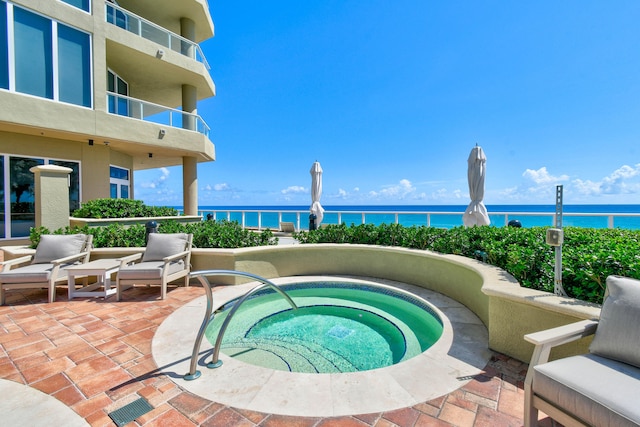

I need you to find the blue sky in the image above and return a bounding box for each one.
[135,1,640,207]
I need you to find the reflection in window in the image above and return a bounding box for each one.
[3,156,80,238]
[10,157,43,237]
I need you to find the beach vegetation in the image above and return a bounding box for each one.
[294,224,640,304]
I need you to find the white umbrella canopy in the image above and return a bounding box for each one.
[310,161,324,226]
[463,145,491,227]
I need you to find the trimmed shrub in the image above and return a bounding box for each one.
[72,198,179,219]
[294,224,640,304]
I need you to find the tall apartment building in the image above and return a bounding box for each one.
[0,0,215,242]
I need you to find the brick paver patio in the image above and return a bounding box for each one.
[0,284,557,426]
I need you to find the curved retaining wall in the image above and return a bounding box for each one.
[186,244,601,363]
[2,243,602,362]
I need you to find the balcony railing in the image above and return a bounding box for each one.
[105,2,210,70]
[107,92,210,137]
[195,208,640,231]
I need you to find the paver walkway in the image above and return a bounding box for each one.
[0,285,557,426]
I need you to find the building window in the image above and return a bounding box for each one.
[1,2,93,107]
[58,23,91,107]
[9,156,43,238]
[59,0,90,13]
[1,155,80,239]
[0,1,8,90]
[107,69,129,116]
[14,7,53,99]
[110,166,130,199]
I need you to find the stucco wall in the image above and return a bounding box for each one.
[186,244,601,362]
[1,243,602,362]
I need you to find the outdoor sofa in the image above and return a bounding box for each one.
[116,233,192,301]
[0,234,93,304]
[524,275,640,427]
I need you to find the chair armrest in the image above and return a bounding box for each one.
[162,250,190,264]
[51,251,90,266]
[0,255,34,271]
[118,253,142,267]
[525,319,598,368]
[525,319,599,347]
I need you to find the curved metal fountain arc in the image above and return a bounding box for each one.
[183,270,298,381]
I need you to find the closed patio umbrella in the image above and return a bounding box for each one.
[463,145,490,227]
[310,161,324,227]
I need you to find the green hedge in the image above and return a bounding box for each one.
[293,224,640,304]
[30,219,277,250]
[72,198,179,219]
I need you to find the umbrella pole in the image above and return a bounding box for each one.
[553,185,567,296]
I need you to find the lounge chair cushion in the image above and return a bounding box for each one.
[118,260,186,280]
[142,233,189,262]
[32,234,87,264]
[533,353,640,427]
[0,263,71,283]
[589,275,640,368]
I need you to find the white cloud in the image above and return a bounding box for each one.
[140,167,170,189]
[369,179,416,199]
[573,164,640,196]
[214,183,231,191]
[522,167,569,184]
[281,185,307,195]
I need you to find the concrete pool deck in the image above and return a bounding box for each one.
[153,276,492,417]
[0,279,550,426]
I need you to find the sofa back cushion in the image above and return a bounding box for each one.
[142,233,190,262]
[590,275,640,368]
[32,234,88,264]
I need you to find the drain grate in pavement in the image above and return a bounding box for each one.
[108,398,154,427]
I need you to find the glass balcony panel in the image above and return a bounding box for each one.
[106,92,210,137]
[105,2,210,69]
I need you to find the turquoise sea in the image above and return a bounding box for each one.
[187,205,640,230]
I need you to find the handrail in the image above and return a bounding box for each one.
[107,92,210,137]
[195,208,640,231]
[105,1,210,69]
[184,270,298,380]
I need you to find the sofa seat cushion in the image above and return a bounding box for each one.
[118,260,186,281]
[0,263,72,284]
[533,353,640,427]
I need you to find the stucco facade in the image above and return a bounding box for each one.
[0,0,215,242]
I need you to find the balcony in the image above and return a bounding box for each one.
[106,2,210,70]
[107,92,210,137]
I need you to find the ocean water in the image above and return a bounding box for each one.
[187,205,640,230]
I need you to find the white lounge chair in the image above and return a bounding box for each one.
[524,275,640,427]
[279,222,295,233]
[116,233,192,301]
[0,234,93,304]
